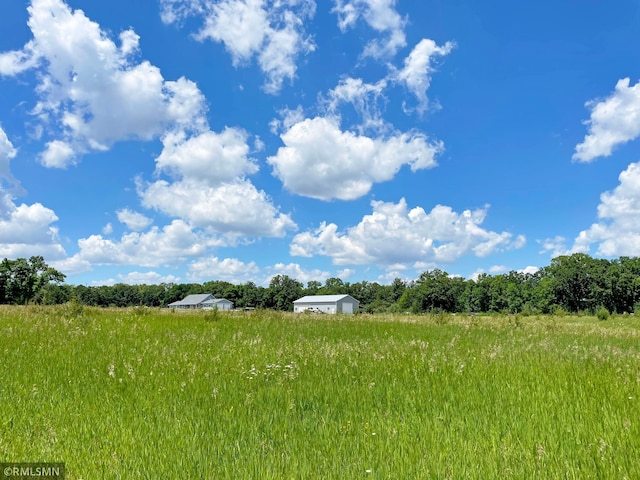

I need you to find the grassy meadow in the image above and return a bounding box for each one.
[1,305,639,479]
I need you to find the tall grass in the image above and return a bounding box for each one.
[1,306,639,478]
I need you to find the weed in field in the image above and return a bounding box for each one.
[61,298,84,318]
[203,309,219,322]
[596,306,610,321]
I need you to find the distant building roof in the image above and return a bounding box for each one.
[294,294,359,304]
[168,294,234,309]
[168,294,214,306]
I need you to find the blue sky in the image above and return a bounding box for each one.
[1,0,640,287]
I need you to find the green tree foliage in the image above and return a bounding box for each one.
[397,270,464,313]
[608,257,640,313]
[266,275,303,311]
[348,281,379,312]
[235,282,267,309]
[543,254,612,313]
[319,277,346,295]
[33,283,72,305]
[9,253,640,314]
[305,281,321,295]
[0,256,66,305]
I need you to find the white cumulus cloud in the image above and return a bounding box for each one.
[187,256,260,282]
[268,116,442,200]
[140,179,296,239]
[570,161,640,256]
[139,124,296,240]
[0,0,295,244]
[156,128,259,183]
[264,262,330,285]
[70,220,215,268]
[519,266,539,275]
[290,198,525,266]
[574,78,640,162]
[0,0,208,168]
[160,0,316,94]
[117,209,153,232]
[0,198,66,259]
[0,126,65,260]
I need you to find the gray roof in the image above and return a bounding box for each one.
[168,294,234,307]
[168,294,214,306]
[294,294,359,305]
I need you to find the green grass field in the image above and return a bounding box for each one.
[1,306,639,479]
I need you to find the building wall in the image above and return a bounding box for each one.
[294,300,358,314]
[294,302,336,314]
[215,301,233,311]
[339,300,354,314]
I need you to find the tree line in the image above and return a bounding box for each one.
[4,253,640,315]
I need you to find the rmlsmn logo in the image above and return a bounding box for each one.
[1,463,64,480]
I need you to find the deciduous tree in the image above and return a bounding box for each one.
[0,256,65,305]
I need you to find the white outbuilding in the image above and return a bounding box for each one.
[168,294,234,310]
[293,294,360,314]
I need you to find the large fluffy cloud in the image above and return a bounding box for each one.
[0,0,207,167]
[141,126,296,239]
[290,198,525,265]
[268,116,442,200]
[0,126,65,259]
[332,0,406,59]
[0,199,65,259]
[573,78,640,162]
[160,0,316,94]
[140,179,296,238]
[271,36,453,201]
[155,128,259,182]
[571,161,640,255]
[1,0,297,246]
[70,220,215,268]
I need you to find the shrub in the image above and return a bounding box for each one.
[61,298,84,317]
[596,306,610,321]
